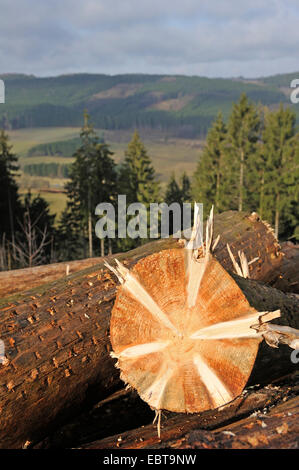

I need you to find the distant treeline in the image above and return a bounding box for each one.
[23,162,70,178]
[0,72,293,138]
[27,135,105,158]
[27,138,82,157]
[11,107,214,139]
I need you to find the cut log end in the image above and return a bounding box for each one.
[109,249,279,414]
[0,210,292,448]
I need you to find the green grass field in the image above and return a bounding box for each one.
[7,127,80,156]
[19,188,68,224]
[9,127,203,180]
[21,155,73,166]
[9,127,203,220]
[108,138,202,179]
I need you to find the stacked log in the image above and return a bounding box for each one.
[0,256,105,298]
[271,242,299,294]
[79,373,299,449]
[0,211,296,449]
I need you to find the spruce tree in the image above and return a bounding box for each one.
[118,131,160,248]
[261,104,298,238]
[281,141,299,241]
[121,130,160,206]
[180,172,192,203]
[226,94,261,211]
[165,172,192,235]
[192,112,227,216]
[0,129,22,242]
[165,173,181,205]
[61,112,117,259]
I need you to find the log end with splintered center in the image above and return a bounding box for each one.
[168,336,195,357]
[109,249,277,414]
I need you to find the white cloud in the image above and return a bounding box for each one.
[0,0,298,77]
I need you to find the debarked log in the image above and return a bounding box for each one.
[0,211,284,448]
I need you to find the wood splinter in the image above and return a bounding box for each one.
[226,243,299,351]
[107,207,296,438]
[252,323,299,350]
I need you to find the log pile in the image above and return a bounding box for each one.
[271,241,299,294]
[0,210,298,449]
[0,256,105,298]
[78,372,299,450]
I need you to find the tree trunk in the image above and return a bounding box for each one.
[231,274,299,386]
[0,256,108,298]
[270,241,299,294]
[78,374,298,449]
[0,238,178,449]
[275,193,280,239]
[215,161,221,213]
[0,211,284,448]
[7,187,16,261]
[238,150,244,212]
[210,211,282,283]
[259,169,264,218]
[182,395,299,449]
[101,238,105,257]
[88,210,93,258]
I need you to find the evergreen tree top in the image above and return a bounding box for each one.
[227,93,261,149]
[165,173,181,205]
[120,130,160,206]
[79,110,99,148]
[0,129,18,170]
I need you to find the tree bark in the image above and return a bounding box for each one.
[270,241,299,294]
[88,210,93,258]
[0,256,107,298]
[182,395,299,449]
[0,238,177,449]
[210,211,282,283]
[78,373,298,449]
[101,238,105,257]
[231,274,299,386]
[238,150,244,212]
[275,192,280,239]
[0,211,284,448]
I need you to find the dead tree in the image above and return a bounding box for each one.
[11,208,50,268]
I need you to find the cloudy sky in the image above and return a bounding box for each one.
[0,0,298,78]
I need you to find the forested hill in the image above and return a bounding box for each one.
[0,72,298,137]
